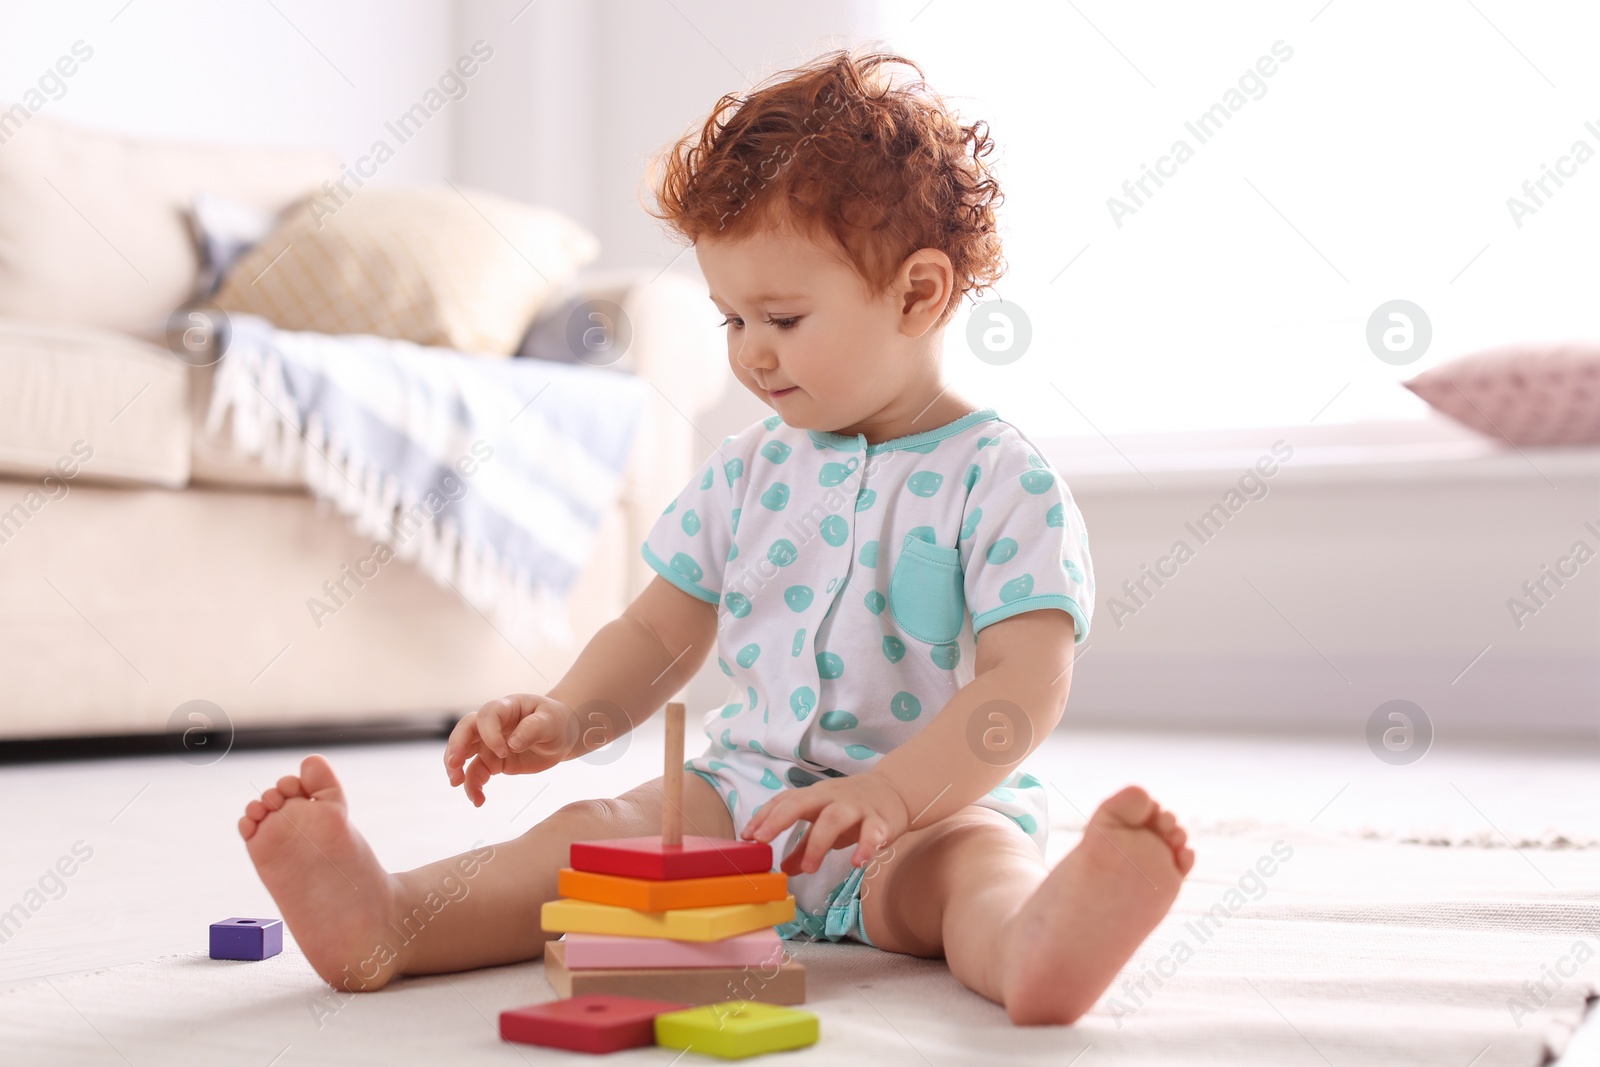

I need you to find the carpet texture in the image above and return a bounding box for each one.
[1,727,1595,1064]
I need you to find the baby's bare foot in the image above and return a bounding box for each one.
[239,755,407,992]
[998,785,1194,1025]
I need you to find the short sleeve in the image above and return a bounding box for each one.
[640,448,736,605]
[958,438,1094,643]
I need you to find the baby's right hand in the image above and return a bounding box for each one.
[444,694,579,806]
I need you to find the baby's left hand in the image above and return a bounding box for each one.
[740,772,912,875]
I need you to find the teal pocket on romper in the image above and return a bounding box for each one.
[888,534,965,645]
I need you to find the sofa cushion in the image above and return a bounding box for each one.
[0,320,190,488]
[213,186,599,356]
[0,113,337,339]
[1404,342,1600,446]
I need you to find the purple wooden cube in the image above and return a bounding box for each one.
[209,917,283,960]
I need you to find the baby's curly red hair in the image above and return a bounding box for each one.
[646,46,1005,327]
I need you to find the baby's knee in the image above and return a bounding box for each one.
[538,797,629,840]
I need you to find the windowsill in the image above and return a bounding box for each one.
[1040,412,1600,493]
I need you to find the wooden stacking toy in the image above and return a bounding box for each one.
[502,702,819,1056]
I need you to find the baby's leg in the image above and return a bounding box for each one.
[239,754,734,992]
[860,786,1193,1025]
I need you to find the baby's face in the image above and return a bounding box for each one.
[697,225,911,433]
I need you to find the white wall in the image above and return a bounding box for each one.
[1,0,460,182]
[13,1,1588,740]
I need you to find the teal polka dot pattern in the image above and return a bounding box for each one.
[790,686,816,720]
[1020,469,1054,494]
[960,507,983,541]
[819,710,858,731]
[760,483,790,511]
[890,691,921,721]
[986,538,1018,564]
[1000,574,1035,602]
[669,552,703,583]
[819,461,856,487]
[787,766,822,788]
[657,411,1081,883]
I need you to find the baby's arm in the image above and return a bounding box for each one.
[444,574,717,804]
[743,608,1076,871]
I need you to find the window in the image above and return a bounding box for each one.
[874,2,1600,439]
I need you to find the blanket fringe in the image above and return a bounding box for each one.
[206,346,575,653]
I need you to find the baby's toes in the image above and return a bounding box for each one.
[276,774,306,799]
[245,799,269,823]
[1151,809,1176,837]
[261,787,287,812]
[1175,845,1196,876]
[1164,824,1188,854]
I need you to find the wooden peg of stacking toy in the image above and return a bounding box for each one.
[662,700,684,846]
[566,701,772,879]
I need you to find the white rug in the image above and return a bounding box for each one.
[1,727,1595,1065]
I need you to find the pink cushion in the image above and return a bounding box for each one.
[1404,342,1600,446]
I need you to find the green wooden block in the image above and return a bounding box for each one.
[653,1000,819,1059]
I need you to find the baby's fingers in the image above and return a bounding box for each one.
[786,804,860,875]
[852,814,892,867]
[745,790,821,842]
[443,713,482,785]
[508,705,573,757]
[476,700,513,760]
[464,754,497,807]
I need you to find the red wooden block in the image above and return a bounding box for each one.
[499,994,689,1053]
[570,835,773,880]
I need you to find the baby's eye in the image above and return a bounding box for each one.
[764,316,800,330]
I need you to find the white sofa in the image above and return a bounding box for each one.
[0,115,726,743]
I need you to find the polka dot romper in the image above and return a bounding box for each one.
[641,407,1095,943]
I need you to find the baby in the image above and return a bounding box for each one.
[239,46,1193,1026]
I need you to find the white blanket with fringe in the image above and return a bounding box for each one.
[205,314,648,648]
